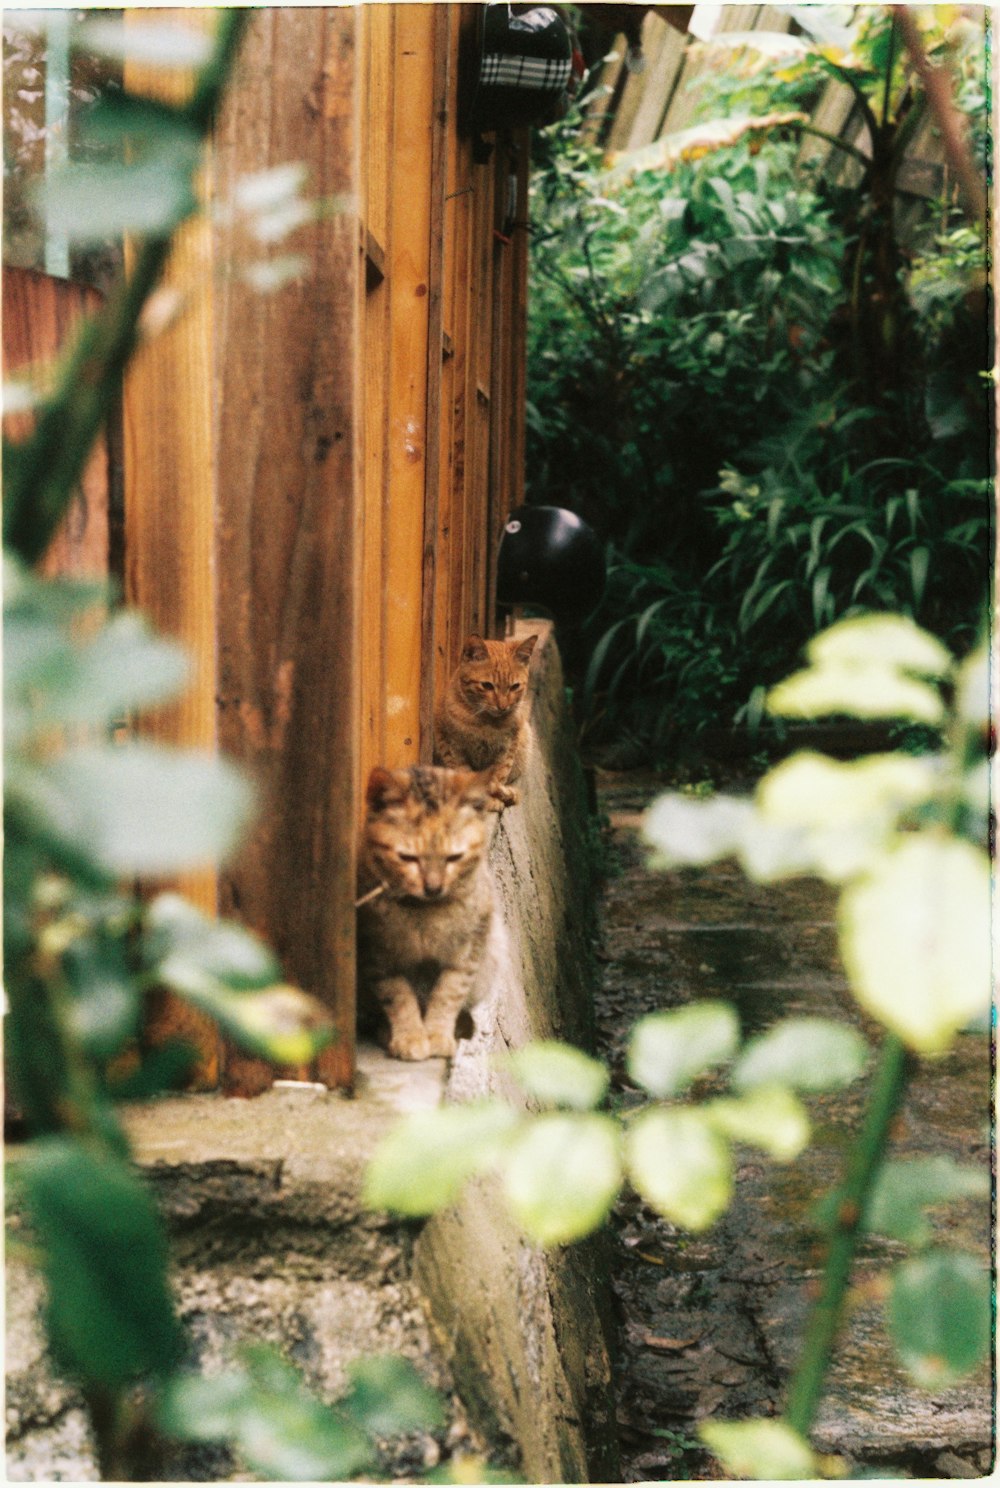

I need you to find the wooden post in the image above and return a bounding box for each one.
[383,3,437,767]
[122,8,220,1087]
[213,6,360,1093]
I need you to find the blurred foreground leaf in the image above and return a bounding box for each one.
[733,1017,869,1093]
[365,1103,521,1216]
[699,1418,817,1479]
[625,1107,733,1230]
[21,1136,182,1388]
[501,1113,621,1244]
[889,1250,990,1388]
[627,1001,739,1098]
[503,1041,609,1110]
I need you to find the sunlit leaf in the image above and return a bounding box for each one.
[41,742,255,876]
[232,163,309,214]
[606,113,810,181]
[643,793,755,867]
[625,1108,732,1230]
[38,146,200,245]
[503,1041,609,1110]
[757,752,936,831]
[627,1002,739,1098]
[21,1136,182,1388]
[501,1113,621,1244]
[241,255,309,293]
[955,644,988,732]
[364,1103,521,1216]
[699,1418,817,1480]
[77,18,214,67]
[145,893,282,990]
[161,1344,374,1480]
[342,1355,444,1437]
[889,1251,991,1388]
[704,1084,811,1161]
[806,614,952,679]
[767,663,945,725]
[839,835,991,1052]
[866,1158,990,1246]
[733,1017,868,1092]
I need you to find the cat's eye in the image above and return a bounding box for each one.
[482,682,495,692]
[397,851,419,863]
[445,852,465,863]
[510,682,521,691]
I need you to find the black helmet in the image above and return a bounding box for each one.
[462,4,574,136]
[496,505,606,622]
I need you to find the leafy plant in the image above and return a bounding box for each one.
[527,7,988,757]
[368,612,991,1477]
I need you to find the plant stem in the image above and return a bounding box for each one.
[785,1033,913,1436]
[3,7,250,566]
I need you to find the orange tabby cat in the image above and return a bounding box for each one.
[357,764,494,1060]
[434,633,538,809]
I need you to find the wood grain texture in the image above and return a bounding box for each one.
[213,6,360,1093]
[383,3,435,767]
[122,8,220,1084]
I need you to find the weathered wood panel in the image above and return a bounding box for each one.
[212,6,360,1093]
[383,3,436,767]
[2,266,109,580]
[122,8,220,1086]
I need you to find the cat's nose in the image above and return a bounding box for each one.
[423,877,444,898]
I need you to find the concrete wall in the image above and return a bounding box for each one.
[5,624,617,1483]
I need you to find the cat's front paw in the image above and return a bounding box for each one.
[424,1028,457,1058]
[489,783,519,810]
[386,1029,431,1061]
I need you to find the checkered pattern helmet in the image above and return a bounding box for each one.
[465,4,574,132]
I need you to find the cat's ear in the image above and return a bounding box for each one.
[511,633,539,664]
[366,766,407,811]
[461,634,489,662]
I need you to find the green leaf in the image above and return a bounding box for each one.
[889,1251,991,1388]
[643,793,755,867]
[172,978,332,1066]
[38,143,200,245]
[733,1017,869,1093]
[807,613,951,679]
[7,610,189,740]
[145,893,282,990]
[627,1002,739,1098]
[342,1355,444,1437]
[364,1103,521,1216]
[767,662,945,725]
[41,742,255,876]
[704,1084,811,1161]
[501,1112,621,1245]
[161,1345,374,1481]
[839,835,991,1052]
[625,1107,733,1230]
[699,1418,817,1480]
[63,929,141,1060]
[867,1158,990,1246]
[21,1136,182,1388]
[503,1041,609,1110]
[756,752,935,831]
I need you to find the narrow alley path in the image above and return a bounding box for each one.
[593,771,993,1482]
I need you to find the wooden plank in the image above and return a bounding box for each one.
[383,2,435,767]
[122,8,219,1087]
[2,266,110,580]
[419,4,451,757]
[660,3,762,137]
[621,15,680,150]
[358,2,394,800]
[606,11,669,152]
[213,5,360,1093]
[433,4,464,700]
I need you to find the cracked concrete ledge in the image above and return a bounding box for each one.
[5,623,617,1484]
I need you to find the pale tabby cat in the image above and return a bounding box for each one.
[357,764,494,1060]
[434,632,539,809]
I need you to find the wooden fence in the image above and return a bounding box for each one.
[4,4,528,1094]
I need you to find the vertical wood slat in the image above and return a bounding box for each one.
[2,266,110,581]
[358,3,395,800]
[122,9,220,1087]
[383,3,436,767]
[418,5,451,757]
[213,6,360,1093]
